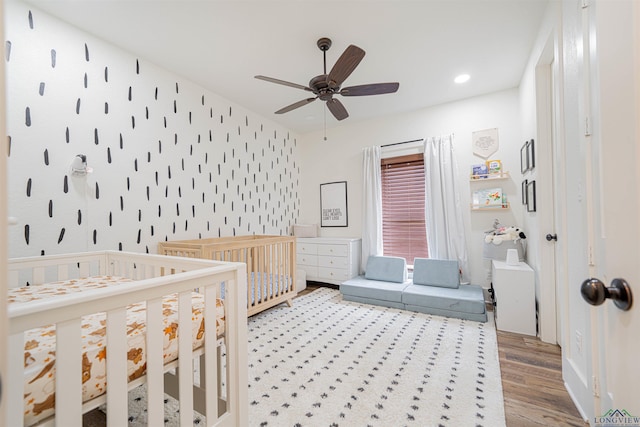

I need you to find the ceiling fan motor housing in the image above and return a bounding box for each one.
[310,74,335,100]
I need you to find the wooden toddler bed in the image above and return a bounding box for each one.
[159,235,296,317]
[6,250,248,427]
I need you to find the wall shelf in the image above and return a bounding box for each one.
[469,171,510,181]
[470,202,510,211]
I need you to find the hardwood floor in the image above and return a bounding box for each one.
[498,331,588,426]
[300,284,588,427]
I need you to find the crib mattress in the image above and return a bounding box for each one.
[9,275,225,426]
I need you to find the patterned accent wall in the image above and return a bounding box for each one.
[5,2,300,258]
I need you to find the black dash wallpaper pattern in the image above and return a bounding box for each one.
[5,2,300,258]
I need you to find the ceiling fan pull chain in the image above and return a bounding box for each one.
[324,104,328,140]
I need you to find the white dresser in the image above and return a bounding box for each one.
[491,260,536,336]
[296,237,361,286]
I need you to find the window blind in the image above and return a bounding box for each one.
[381,153,429,263]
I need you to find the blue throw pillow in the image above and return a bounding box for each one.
[412,258,460,288]
[364,256,407,283]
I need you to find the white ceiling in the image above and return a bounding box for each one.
[23,0,549,135]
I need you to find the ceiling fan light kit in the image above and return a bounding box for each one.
[255,37,400,122]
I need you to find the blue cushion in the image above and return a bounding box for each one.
[412,258,459,289]
[340,276,411,303]
[364,256,407,283]
[402,283,486,315]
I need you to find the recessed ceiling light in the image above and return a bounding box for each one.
[454,74,470,84]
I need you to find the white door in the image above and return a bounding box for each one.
[586,0,640,419]
[0,1,9,425]
[562,0,640,423]
[0,2,8,421]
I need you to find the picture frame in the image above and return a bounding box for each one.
[520,142,529,173]
[526,138,535,171]
[320,181,348,227]
[526,180,536,212]
[521,179,528,205]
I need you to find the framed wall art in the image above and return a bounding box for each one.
[526,138,535,171]
[521,179,528,205]
[520,142,529,173]
[320,181,348,227]
[526,180,536,212]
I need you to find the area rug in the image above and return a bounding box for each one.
[122,287,506,426]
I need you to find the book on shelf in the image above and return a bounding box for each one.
[486,159,502,175]
[472,187,507,208]
[470,163,489,179]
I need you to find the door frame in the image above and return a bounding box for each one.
[535,31,563,345]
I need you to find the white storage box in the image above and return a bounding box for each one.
[483,239,525,261]
[294,224,318,238]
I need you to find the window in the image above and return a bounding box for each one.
[381,154,429,263]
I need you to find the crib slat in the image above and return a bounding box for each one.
[106,307,128,427]
[178,290,194,426]
[204,284,219,423]
[7,332,25,427]
[33,266,45,285]
[56,318,83,427]
[146,297,165,427]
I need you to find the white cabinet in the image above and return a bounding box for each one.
[491,260,536,336]
[296,237,361,286]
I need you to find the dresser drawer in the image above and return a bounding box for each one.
[297,242,318,255]
[318,267,351,282]
[317,244,348,257]
[318,255,349,269]
[297,254,318,266]
[299,265,318,278]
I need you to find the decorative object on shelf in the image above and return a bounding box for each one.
[526,180,536,212]
[526,138,535,171]
[472,128,499,158]
[472,187,506,209]
[470,163,489,179]
[320,181,348,227]
[486,159,502,174]
[521,179,528,205]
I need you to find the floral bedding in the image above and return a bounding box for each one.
[8,275,225,426]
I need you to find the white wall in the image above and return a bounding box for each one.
[298,89,526,288]
[5,1,301,258]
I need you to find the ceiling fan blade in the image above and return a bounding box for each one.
[275,97,317,114]
[255,75,312,92]
[326,98,349,121]
[340,82,400,96]
[327,45,365,88]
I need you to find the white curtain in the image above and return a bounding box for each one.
[424,135,469,281]
[361,146,383,273]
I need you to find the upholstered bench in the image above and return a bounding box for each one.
[402,258,487,322]
[340,255,411,309]
[340,256,487,322]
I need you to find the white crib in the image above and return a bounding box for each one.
[6,250,248,427]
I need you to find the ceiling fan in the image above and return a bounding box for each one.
[255,37,399,121]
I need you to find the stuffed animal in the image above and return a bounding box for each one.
[484,226,526,245]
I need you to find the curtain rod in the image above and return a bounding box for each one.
[380,138,424,148]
